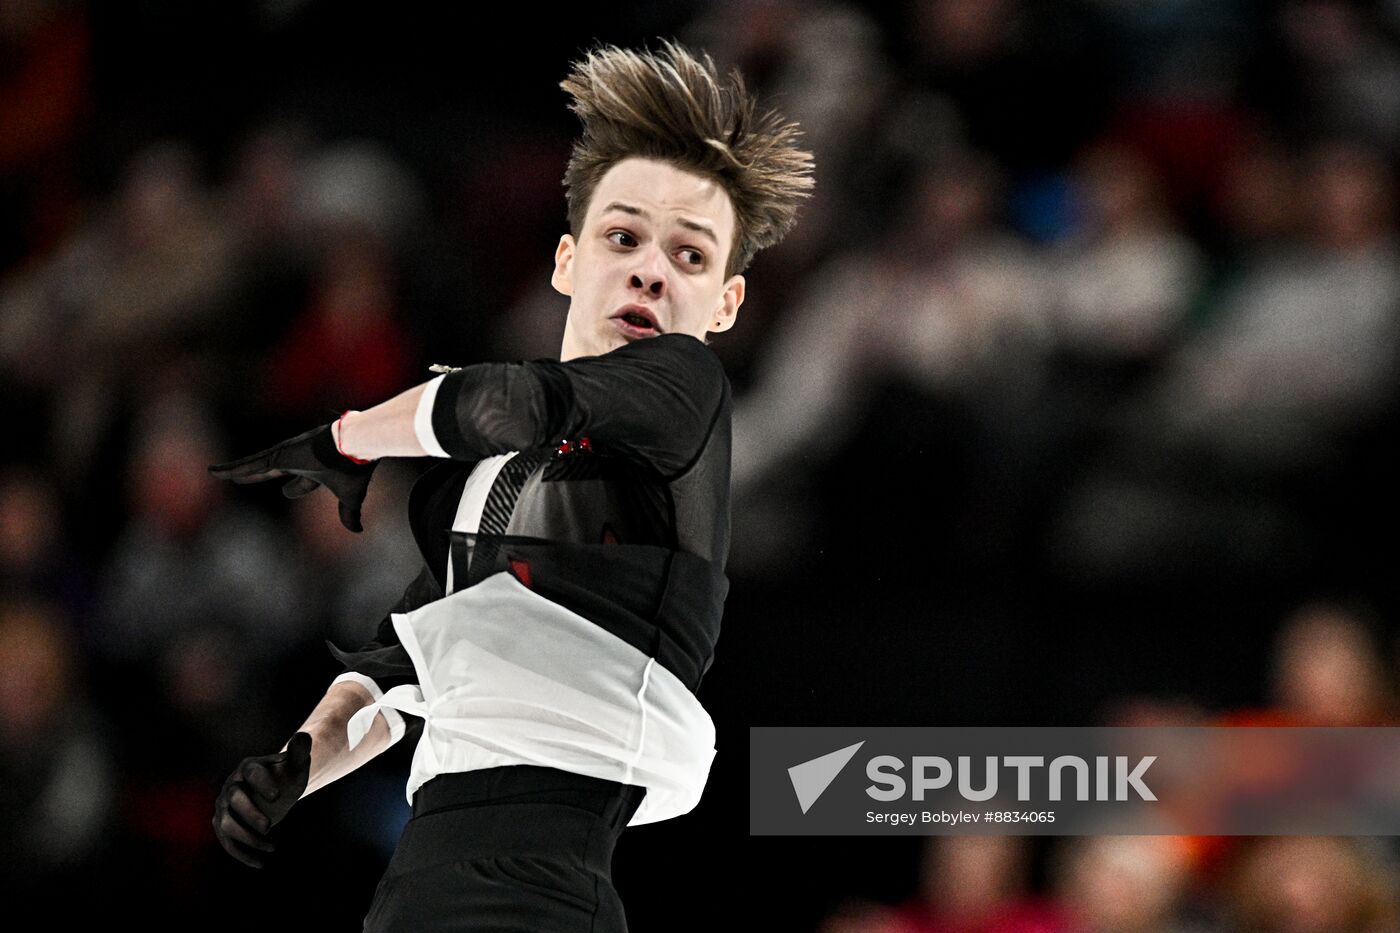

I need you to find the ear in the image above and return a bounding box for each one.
[551,234,576,297]
[709,274,745,334]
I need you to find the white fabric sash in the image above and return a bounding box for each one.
[345,569,716,826]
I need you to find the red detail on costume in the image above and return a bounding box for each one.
[601,523,619,545]
[508,557,533,588]
[555,436,593,456]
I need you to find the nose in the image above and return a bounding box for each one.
[628,247,667,299]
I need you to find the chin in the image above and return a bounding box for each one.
[595,331,629,355]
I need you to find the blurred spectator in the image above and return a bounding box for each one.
[1272,602,1393,724]
[67,141,239,351]
[1208,133,1299,258]
[874,154,1049,394]
[92,387,305,665]
[225,121,313,247]
[1049,836,1200,933]
[1277,1,1400,156]
[895,836,1065,933]
[293,139,424,247]
[1259,601,1394,726]
[0,599,115,894]
[1049,143,1202,363]
[0,464,91,627]
[726,150,1046,575]
[1224,836,1400,933]
[0,0,91,266]
[260,225,417,425]
[1173,601,1397,880]
[988,141,1203,595]
[1,141,241,483]
[815,837,1064,933]
[1046,138,1399,583]
[731,150,1043,492]
[216,121,317,359]
[1153,139,1400,472]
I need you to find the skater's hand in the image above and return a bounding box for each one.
[209,423,377,532]
[212,731,313,868]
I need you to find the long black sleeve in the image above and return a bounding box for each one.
[429,333,728,479]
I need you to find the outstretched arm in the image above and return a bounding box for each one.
[212,679,399,868]
[339,332,728,477]
[208,377,437,533]
[214,333,727,534]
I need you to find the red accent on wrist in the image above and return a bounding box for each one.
[337,411,373,465]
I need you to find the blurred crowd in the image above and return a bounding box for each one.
[2,0,1399,929]
[819,600,1400,933]
[821,833,1400,933]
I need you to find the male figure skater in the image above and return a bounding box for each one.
[209,39,813,931]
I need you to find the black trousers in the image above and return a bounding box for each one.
[362,766,647,932]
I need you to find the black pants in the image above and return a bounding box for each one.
[362,766,647,932]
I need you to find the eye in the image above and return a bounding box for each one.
[678,248,704,267]
[607,230,637,247]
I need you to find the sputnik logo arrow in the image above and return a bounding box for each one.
[788,741,865,814]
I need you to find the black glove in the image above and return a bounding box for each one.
[212,731,314,868]
[208,423,377,532]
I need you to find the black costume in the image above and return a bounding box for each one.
[329,332,733,932]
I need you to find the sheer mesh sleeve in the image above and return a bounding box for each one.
[428,332,728,479]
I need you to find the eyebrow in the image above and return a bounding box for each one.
[600,201,719,248]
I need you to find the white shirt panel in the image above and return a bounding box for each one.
[345,570,716,827]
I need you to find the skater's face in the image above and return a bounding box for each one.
[553,157,745,360]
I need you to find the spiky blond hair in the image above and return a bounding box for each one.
[559,38,815,279]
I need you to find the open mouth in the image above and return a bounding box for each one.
[613,308,661,337]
